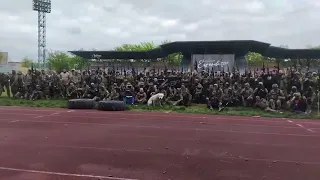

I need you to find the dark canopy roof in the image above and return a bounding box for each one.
[69,49,165,59]
[69,40,320,59]
[263,46,320,59]
[160,40,270,55]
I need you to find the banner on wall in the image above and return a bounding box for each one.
[192,54,235,72]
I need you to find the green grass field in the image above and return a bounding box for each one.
[1,89,319,119]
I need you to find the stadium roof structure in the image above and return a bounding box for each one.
[69,40,320,60]
[263,46,320,59]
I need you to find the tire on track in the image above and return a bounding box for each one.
[67,99,96,109]
[97,100,126,111]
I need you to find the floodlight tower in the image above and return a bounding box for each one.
[32,0,51,68]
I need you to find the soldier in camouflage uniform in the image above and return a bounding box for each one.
[194,81,203,104]
[0,73,10,97]
[173,84,192,106]
[267,84,285,110]
[12,71,26,98]
[255,96,280,113]
[286,86,298,109]
[303,86,314,113]
[221,82,232,105]
[207,84,223,110]
[97,84,109,100]
[232,82,241,105]
[253,82,268,101]
[287,92,307,113]
[108,87,120,100]
[67,82,78,99]
[240,83,253,107]
[135,88,147,104]
[30,84,43,100]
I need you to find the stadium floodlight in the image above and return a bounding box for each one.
[33,0,51,13]
[32,0,51,69]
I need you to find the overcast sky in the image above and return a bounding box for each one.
[0,0,319,61]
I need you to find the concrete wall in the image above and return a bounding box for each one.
[0,62,27,73]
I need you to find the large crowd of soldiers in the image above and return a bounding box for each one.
[0,67,319,114]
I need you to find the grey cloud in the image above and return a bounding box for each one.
[0,0,319,61]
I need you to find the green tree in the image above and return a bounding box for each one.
[245,52,264,66]
[68,55,91,70]
[47,51,72,72]
[114,42,157,51]
[21,57,33,68]
[113,40,182,66]
[47,51,90,72]
[161,40,182,66]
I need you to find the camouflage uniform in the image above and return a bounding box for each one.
[241,83,253,106]
[232,82,241,105]
[0,73,10,97]
[194,83,203,104]
[108,88,120,100]
[268,84,285,110]
[286,86,298,109]
[255,96,279,113]
[207,84,223,109]
[135,88,147,104]
[173,85,192,106]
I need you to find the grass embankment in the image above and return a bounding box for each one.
[1,90,319,119]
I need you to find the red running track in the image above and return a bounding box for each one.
[0,106,320,180]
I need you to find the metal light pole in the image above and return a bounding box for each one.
[32,0,51,69]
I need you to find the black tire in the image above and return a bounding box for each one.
[67,99,96,109]
[97,100,126,111]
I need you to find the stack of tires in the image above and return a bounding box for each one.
[67,99,126,111]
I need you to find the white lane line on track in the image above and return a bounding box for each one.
[287,120,316,133]
[1,141,320,165]
[34,112,60,119]
[0,107,306,121]
[67,110,74,112]
[1,107,319,125]
[296,124,304,127]
[50,112,60,115]
[0,167,139,180]
[0,116,302,129]
[307,129,315,132]
[8,120,19,123]
[0,112,314,126]
[0,118,319,137]
[2,136,319,150]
